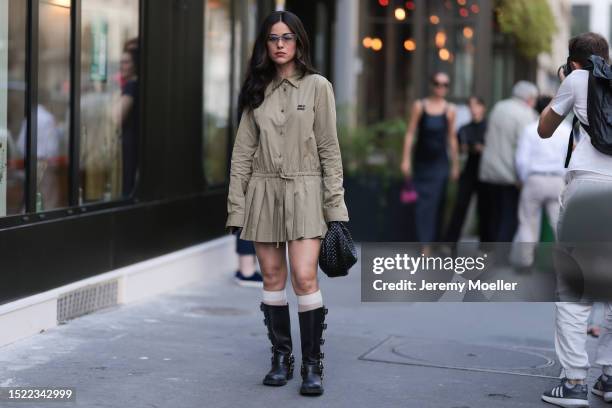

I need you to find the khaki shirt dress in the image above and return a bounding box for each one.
[225,72,349,247]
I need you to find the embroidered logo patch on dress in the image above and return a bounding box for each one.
[297,104,306,111]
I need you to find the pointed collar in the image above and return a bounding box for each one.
[271,71,304,91]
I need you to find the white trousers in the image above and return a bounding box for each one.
[509,174,565,267]
[555,170,612,380]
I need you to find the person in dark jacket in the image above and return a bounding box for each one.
[444,96,487,242]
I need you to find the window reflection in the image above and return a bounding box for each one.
[34,0,71,210]
[3,0,27,216]
[203,0,231,186]
[80,0,139,202]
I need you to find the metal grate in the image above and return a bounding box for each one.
[57,280,119,322]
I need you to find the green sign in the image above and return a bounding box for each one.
[90,19,108,82]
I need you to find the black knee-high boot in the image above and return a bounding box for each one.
[260,303,294,386]
[298,306,327,396]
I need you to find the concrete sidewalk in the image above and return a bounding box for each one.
[0,245,608,407]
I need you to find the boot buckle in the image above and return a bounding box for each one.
[321,323,327,330]
[319,338,325,345]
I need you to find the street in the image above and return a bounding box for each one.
[0,244,607,408]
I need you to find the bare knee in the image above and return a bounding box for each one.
[261,263,286,288]
[292,271,318,295]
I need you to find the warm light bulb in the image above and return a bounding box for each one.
[404,39,416,51]
[435,31,447,48]
[362,37,373,48]
[395,8,406,20]
[371,38,383,51]
[463,26,474,39]
[439,48,450,61]
[429,15,440,24]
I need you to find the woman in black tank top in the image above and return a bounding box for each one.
[400,72,460,248]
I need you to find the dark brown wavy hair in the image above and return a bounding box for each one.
[238,11,318,114]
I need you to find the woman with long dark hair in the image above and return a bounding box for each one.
[225,11,349,396]
[401,72,459,253]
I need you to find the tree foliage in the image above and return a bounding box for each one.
[496,0,557,58]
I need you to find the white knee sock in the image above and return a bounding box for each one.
[297,290,323,312]
[262,289,287,306]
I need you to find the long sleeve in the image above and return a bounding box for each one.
[226,109,259,229]
[313,78,349,223]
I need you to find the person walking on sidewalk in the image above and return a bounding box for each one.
[444,96,487,243]
[508,95,570,268]
[233,229,264,287]
[401,72,460,252]
[225,10,349,396]
[538,32,612,408]
[478,81,538,242]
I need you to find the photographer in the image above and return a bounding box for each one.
[538,32,612,407]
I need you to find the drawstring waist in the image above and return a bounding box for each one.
[252,171,322,178]
[252,170,322,247]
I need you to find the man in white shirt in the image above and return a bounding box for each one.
[510,95,570,267]
[538,32,612,408]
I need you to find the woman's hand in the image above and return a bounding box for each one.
[401,158,412,178]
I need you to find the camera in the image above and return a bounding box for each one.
[558,57,573,80]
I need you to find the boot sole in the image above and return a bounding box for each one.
[541,395,589,407]
[263,372,293,386]
[300,387,324,396]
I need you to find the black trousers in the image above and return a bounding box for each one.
[444,157,482,242]
[479,182,520,242]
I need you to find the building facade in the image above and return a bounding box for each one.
[571,0,612,41]
[0,0,573,304]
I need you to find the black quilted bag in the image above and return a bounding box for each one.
[319,221,357,277]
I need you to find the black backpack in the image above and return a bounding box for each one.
[565,54,612,167]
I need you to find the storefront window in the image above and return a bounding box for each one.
[358,0,481,124]
[425,0,478,100]
[203,0,232,187]
[34,0,71,211]
[80,0,140,202]
[2,0,27,216]
[360,1,415,123]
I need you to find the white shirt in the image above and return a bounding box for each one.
[550,69,612,176]
[16,105,59,159]
[515,121,570,183]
